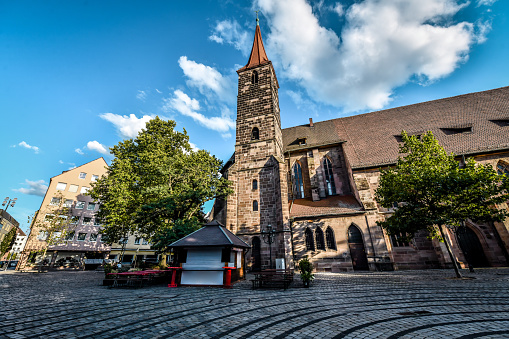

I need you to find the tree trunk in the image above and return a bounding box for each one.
[438,224,462,278]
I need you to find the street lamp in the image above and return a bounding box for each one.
[1,197,17,270]
[261,224,276,269]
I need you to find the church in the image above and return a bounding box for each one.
[212,21,509,272]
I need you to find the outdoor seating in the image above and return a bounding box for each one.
[105,269,170,288]
[251,269,294,290]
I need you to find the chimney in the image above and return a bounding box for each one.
[309,118,314,127]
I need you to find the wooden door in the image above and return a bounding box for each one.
[348,226,369,271]
[457,227,489,268]
[252,237,261,272]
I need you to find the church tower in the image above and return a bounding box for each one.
[225,18,292,270]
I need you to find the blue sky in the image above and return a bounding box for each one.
[1,0,508,232]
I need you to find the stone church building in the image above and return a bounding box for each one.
[213,21,509,272]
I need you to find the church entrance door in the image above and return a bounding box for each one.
[348,225,369,271]
[252,237,261,272]
[456,226,489,268]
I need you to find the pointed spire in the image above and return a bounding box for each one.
[238,17,270,71]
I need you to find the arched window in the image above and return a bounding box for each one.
[253,179,258,190]
[323,157,336,196]
[253,200,258,211]
[305,228,315,251]
[292,162,304,199]
[326,227,336,250]
[252,127,259,140]
[315,228,325,250]
[497,162,509,175]
[252,71,258,84]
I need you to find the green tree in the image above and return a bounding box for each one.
[0,226,16,257]
[375,131,509,278]
[90,117,231,257]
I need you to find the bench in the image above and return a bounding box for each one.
[251,269,294,290]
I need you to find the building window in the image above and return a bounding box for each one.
[37,231,48,240]
[75,201,85,209]
[93,218,101,226]
[80,186,89,194]
[390,232,410,247]
[253,179,258,190]
[292,162,305,199]
[70,216,80,224]
[69,184,79,193]
[77,233,87,241]
[134,237,141,245]
[326,227,336,250]
[79,172,87,180]
[497,162,509,175]
[90,233,98,242]
[252,70,258,84]
[252,127,260,140]
[56,182,67,191]
[87,203,96,211]
[50,197,61,206]
[91,175,99,182]
[316,227,325,250]
[44,214,54,221]
[83,217,92,225]
[100,235,108,243]
[63,199,73,207]
[119,238,128,244]
[323,157,336,196]
[305,228,315,251]
[65,231,75,241]
[253,200,258,211]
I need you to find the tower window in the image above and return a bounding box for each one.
[252,71,259,84]
[252,127,260,140]
[323,157,336,196]
[253,200,258,211]
[253,179,258,190]
[292,162,304,199]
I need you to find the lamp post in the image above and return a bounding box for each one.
[261,224,276,269]
[1,197,17,270]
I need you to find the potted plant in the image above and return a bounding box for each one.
[298,257,314,288]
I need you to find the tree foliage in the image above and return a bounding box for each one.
[90,117,232,250]
[0,226,16,256]
[375,131,509,276]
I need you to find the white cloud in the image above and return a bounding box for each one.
[136,90,147,101]
[100,113,153,138]
[333,3,344,16]
[163,90,235,137]
[189,142,200,152]
[14,179,48,197]
[477,0,497,6]
[86,141,109,155]
[59,160,64,164]
[257,0,484,112]
[178,56,235,104]
[16,141,39,153]
[155,89,162,94]
[209,20,251,56]
[75,148,84,155]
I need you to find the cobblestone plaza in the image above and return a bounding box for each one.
[1,269,509,338]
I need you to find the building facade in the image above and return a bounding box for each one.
[22,158,110,269]
[214,22,509,272]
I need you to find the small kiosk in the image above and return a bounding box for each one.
[169,220,250,287]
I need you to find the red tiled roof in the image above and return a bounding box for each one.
[238,24,270,72]
[282,86,509,168]
[290,195,363,218]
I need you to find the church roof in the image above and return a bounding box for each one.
[169,220,250,248]
[238,22,270,72]
[282,86,509,169]
[290,195,364,218]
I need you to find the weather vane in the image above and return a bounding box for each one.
[255,10,260,25]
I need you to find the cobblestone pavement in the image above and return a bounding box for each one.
[1,268,509,338]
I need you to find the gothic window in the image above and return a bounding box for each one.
[390,232,410,247]
[315,228,325,250]
[497,162,509,175]
[253,200,258,211]
[292,162,304,199]
[253,179,258,190]
[326,227,336,250]
[252,127,260,140]
[305,228,315,251]
[323,157,336,196]
[252,71,259,84]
